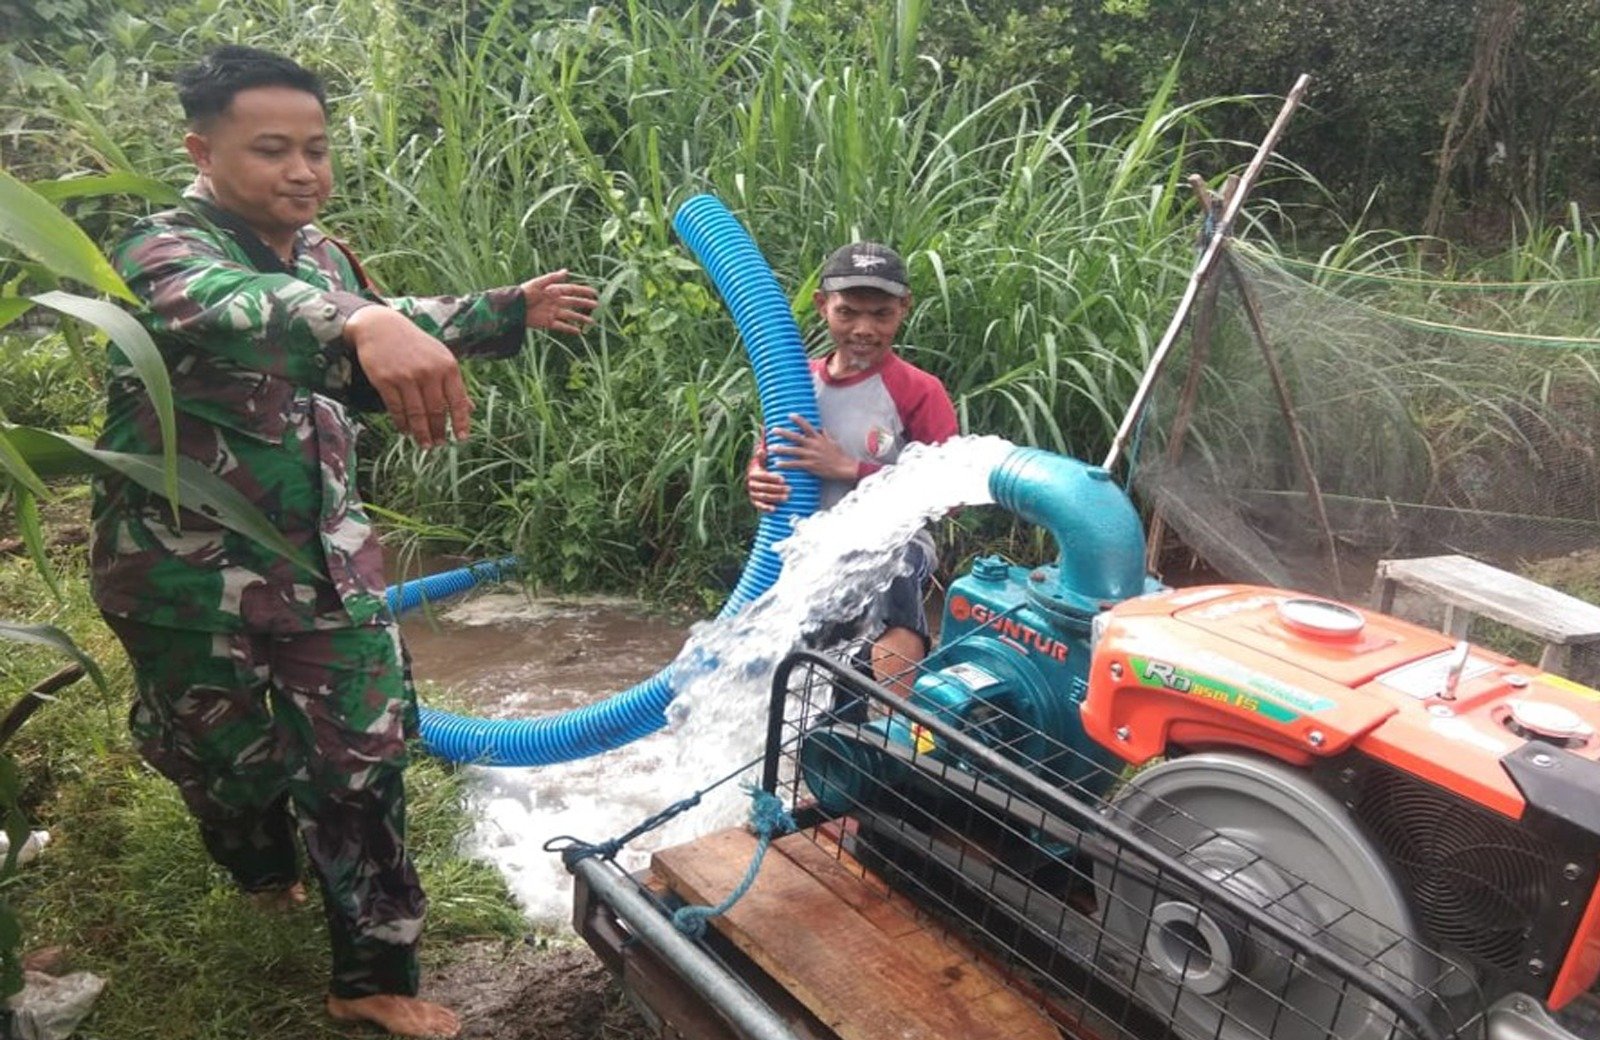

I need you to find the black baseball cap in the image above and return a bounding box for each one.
[819,242,910,297]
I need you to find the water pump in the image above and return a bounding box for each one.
[800,449,1153,812]
[783,445,1600,1040]
[909,449,1154,793]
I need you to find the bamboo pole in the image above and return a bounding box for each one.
[1103,73,1311,473]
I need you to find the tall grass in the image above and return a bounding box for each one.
[10,0,1595,599]
[298,0,1222,594]
[2,0,1248,595]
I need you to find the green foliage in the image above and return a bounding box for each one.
[0,333,98,436]
[0,170,137,304]
[296,0,1213,597]
[5,0,1599,608]
[844,0,1600,230]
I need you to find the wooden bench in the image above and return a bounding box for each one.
[1371,554,1600,677]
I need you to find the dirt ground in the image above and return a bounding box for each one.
[425,939,652,1040]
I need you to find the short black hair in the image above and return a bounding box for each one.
[176,46,327,127]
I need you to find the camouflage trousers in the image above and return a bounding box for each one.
[103,615,426,999]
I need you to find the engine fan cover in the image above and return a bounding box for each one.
[1102,752,1432,1040]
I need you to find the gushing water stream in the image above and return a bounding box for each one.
[465,435,1017,924]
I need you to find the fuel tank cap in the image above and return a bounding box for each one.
[1276,598,1365,639]
[1506,698,1594,744]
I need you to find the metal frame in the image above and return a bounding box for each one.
[764,649,1486,1040]
[569,854,805,1040]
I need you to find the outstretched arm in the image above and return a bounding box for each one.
[354,272,596,447]
[382,270,598,358]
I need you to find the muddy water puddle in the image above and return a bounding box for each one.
[399,592,693,715]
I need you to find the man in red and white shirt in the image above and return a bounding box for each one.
[747,242,959,692]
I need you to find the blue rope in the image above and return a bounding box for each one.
[544,751,783,870]
[1197,207,1218,254]
[670,787,796,939]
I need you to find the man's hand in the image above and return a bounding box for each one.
[769,414,858,482]
[344,306,470,449]
[520,270,599,333]
[746,444,790,513]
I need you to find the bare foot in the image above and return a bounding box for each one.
[21,945,68,975]
[326,994,461,1038]
[247,881,308,912]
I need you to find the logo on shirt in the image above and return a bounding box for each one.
[864,425,898,459]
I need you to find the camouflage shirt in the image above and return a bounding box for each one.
[91,182,526,633]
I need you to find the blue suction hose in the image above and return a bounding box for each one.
[411,195,821,765]
[386,557,519,616]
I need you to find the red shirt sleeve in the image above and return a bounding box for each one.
[881,355,959,447]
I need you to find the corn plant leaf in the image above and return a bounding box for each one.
[13,491,61,602]
[29,290,178,508]
[0,622,107,697]
[0,169,137,304]
[29,172,181,206]
[0,426,47,500]
[0,427,320,579]
[0,299,31,331]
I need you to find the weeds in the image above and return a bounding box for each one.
[2,0,1226,598]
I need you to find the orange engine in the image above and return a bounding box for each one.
[1085,584,1600,1011]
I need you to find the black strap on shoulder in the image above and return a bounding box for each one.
[184,197,295,276]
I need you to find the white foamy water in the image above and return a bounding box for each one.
[465,435,1018,924]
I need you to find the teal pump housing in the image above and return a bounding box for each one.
[912,448,1151,791]
[803,448,1154,810]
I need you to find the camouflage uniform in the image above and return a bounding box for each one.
[92,181,525,998]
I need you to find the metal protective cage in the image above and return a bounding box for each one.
[761,649,1493,1040]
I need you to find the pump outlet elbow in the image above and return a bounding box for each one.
[989,447,1146,615]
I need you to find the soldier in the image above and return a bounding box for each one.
[91,46,597,1037]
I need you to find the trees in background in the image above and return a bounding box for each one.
[799,0,1600,235]
[6,0,1597,235]
[2,0,1597,597]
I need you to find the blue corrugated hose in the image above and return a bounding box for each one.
[385,557,520,616]
[407,194,822,765]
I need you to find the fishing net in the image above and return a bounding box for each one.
[1129,242,1600,608]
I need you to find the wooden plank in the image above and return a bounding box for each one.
[1370,575,1398,613]
[653,829,1058,1040]
[774,832,925,939]
[1540,643,1573,674]
[577,870,833,1040]
[1378,554,1600,645]
[622,946,744,1040]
